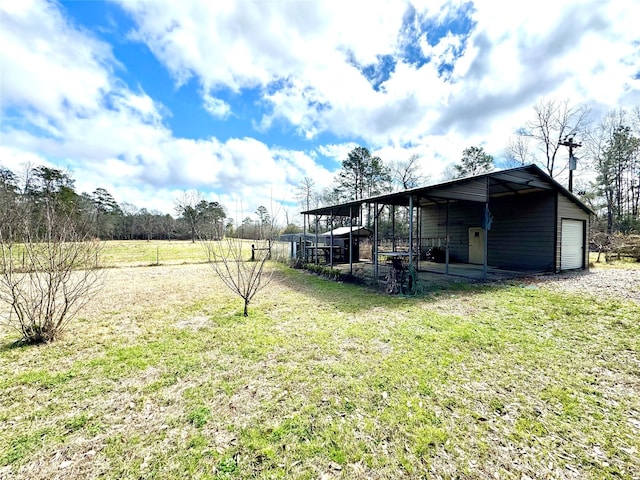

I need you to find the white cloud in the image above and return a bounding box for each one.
[0,0,336,220]
[0,0,114,120]
[117,0,639,149]
[446,0,640,128]
[117,0,408,90]
[202,93,231,119]
[317,143,359,164]
[2,0,640,224]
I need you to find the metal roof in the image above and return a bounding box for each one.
[301,164,594,217]
[320,226,373,237]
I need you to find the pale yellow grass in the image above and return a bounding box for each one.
[1,262,291,480]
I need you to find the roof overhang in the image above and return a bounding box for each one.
[301,199,362,217]
[301,164,594,217]
[321,226,373,237]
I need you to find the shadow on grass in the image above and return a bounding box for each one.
[0,337,32,353]
[270,264,491,313]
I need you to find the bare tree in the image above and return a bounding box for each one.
[440,163,458,181]
[522,99,591,177]
[0,198,103,344]
[392,154,429,190]
[201,236,272,317]
[505,132,534,166]
[174,190,205,242]
[296,177,318,211]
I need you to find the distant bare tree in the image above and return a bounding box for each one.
[174,190,205,242]
[201,236,272,317]
[505,132,534,166]
[295,177,318,212]
[392,154,429,190]
[440,164,458,181]
[522,99,591,177]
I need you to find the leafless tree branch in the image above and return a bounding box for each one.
[201,237,273,317]
[0,211,103,344]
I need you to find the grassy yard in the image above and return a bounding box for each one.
[0,243,639,479]
[97,239,291,267]
[99,239,210,266]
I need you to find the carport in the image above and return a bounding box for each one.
[302,165,593,282]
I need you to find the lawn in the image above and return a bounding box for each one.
[0,242,639,479]
[98,239,291,267]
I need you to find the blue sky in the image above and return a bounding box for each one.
[1,0,639,224]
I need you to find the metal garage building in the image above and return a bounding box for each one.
[301,164,593,280]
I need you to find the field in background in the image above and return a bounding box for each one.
[100,239,292,267]
[0,247,638,479]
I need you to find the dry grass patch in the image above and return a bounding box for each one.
[1,263,639,479]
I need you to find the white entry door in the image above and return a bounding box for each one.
[469,227,484,264]
[561,219,584,270]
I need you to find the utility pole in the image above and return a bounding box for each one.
[559,136,582,193]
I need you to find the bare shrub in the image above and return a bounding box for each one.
[0,214,103,344]
[201,237,272,317]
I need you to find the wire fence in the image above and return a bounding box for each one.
[98,239,294,268]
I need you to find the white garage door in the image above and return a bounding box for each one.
[561,219,584,270]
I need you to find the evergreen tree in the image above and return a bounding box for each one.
[335,146,391,201]
[454,146,494,178]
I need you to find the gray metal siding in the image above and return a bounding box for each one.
[424,178,488,203]
[487,192,555,271]
[420,191,557,271]
[420,201,484,262]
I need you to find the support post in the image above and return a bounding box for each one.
[409,195,414,268]
[483,178,489,280]
[374,202,379,280]
[329,214,334,266]
[349,207,353,275]
[416,201,421,271]
[391,205,396,252]
[445,200,450,275]
[303,214,307,263]
[315,216,319,265]
[483,204,489,280]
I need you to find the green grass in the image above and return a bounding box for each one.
[590,251,640,269]
[99,239,290,267]
[99,239,210,266]
[0,258,638,478]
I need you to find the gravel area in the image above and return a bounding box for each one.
[521,268,640,304]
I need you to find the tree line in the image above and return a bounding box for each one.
[0,165,287,242]
[0,165,176,241]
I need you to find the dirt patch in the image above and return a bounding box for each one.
[174,316,211,330]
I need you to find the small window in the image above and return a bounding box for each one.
[475,232,479,237]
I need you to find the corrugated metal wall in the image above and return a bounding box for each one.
[427,178,489,203]
[488,192,555,271]
[420,190,558,271]
[420,201,484,263]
